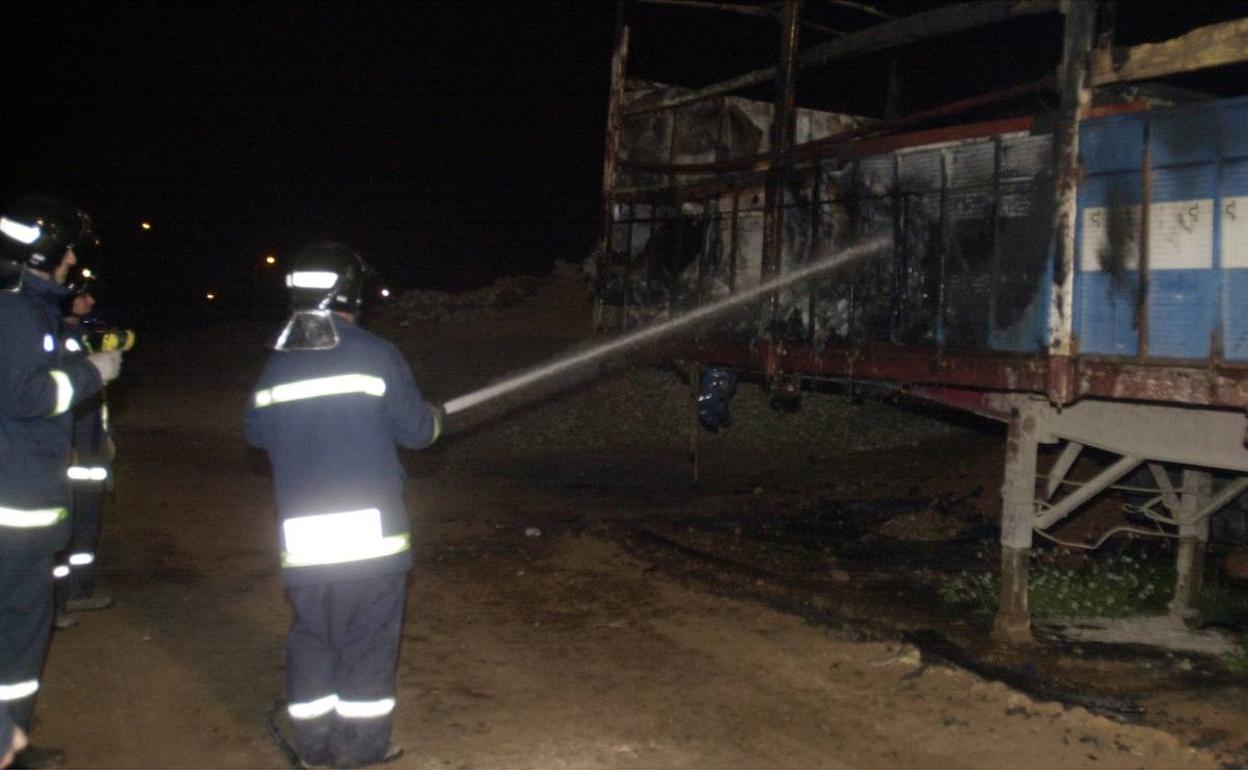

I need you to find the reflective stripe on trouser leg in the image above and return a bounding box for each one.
[67,466,108,482]
[336,697,395,718]
[0,681,38,701]
[68,484,105,600]
[330,574,406,767]
[286,583,339,761]
[0,555,55,729]
[289,694,338,719]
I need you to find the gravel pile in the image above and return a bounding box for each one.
[449,364,964,457]
[384,275,543,324]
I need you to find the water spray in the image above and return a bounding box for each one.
[441,233,891,417]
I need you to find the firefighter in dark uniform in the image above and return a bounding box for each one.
[53,267,115,628]
[244,243,441,768]
[0,196,122,768]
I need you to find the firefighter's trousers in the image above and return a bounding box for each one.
[0,555,54,730]
[285,572,406,767]
[55,482,105,610]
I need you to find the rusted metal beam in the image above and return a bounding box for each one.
[621,78,1053,178]
[598,3,631,310]
[1076,359,1248,407]
[676,340,1052,393]
[638,0,845,35]
[797,77,1054,158]
[761,0,802,324]
[1088,17,1248,87]
[729,185,741,292]
[622,0,1060,115]
[820,0,892,20]
[638,0,774,20]
[669,337,1248,409]
[904,386,1010,420]
[613,103,1143,202]
[1044,0,1097,405]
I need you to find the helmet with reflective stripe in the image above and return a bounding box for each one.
[60,263,99,316]
[0,196,96,274]
[285,242,372,313]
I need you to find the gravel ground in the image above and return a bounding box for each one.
[379,263,968,459]
[449,365,964,456]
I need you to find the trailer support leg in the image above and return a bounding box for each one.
[1171,469,1212,626]
[994,407,1038,644]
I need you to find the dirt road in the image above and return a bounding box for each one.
[31,277,1238,768]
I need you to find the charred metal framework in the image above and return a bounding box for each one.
[596,0,1248,642]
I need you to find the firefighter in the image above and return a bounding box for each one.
[243,242,441,768]
[0,196,122,767]
[53,267,115,629]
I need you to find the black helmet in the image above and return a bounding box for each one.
[0,196,95,272]
[286,241,371,313]
[60,264,98,316]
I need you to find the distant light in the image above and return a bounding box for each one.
[205,292,216,300]
[81,267,93,279]
[140,222,152,231]
[264,254,276,265]
[380,288,391,298]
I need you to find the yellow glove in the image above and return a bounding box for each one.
[99,329,136,352]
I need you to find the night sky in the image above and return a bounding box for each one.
[4,1,1247,325]
[3,1,618,322]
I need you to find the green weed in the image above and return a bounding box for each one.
[1223,638,1248,673]
[938,545,1172,619]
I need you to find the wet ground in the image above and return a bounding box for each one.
[30,277,1248,768]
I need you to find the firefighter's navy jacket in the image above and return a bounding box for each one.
[243,315,440,587]
[0,272,104,557]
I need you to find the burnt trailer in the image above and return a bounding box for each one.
[594,0,1248,642]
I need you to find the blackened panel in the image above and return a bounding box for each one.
[993,174,1055,352]
[619,111,672,188]
[671,99,724,168]
[721,102,765,161]
[775,190,814,342]
[850,163,897,344]
[943,190,994,346]
[897,192,942,346]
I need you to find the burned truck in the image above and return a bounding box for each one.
[593,0,1248,642]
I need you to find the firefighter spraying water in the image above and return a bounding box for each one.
[250,233,886,768]
[439,232,891,419]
